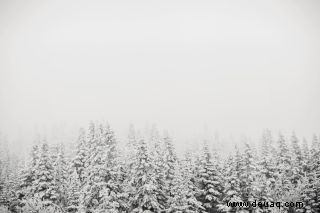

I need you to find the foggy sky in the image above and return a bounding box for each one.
[1,0,320,151]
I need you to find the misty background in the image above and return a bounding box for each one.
[0,0,319,155]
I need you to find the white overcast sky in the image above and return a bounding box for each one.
[0,0,319,149]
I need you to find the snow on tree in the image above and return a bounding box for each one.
[2,124,320,213]
[302,137,311,174]
[311,134,319,157]
[300,146,320,213]
[163,134,178,204]
[197,142,223,212]
[52,143,68,208]
[81,122,120,212]
[290,132,303,185]
[167,162,203,213]
[180,150,204,212]
[238,143,257,211]
[17,142,40,202]
[260,129,274,157]
[65,169,82,213]
[0,134,10,205]
[97,144,129,213]
[275,132,292,192]
[219,153,242,213]
[149,129,167,211]
[129,138,161,212]
[33,140,59,205]
[252,172,273,213]
[125,124,138,175]
[72,128,88,184]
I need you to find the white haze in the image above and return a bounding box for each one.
[0,0,320,154]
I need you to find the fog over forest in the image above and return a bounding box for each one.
[1,0,320,154]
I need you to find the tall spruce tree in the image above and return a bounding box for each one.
[52,143,68,208]
[163,134,178,207]
[239,143,257,211]
[33,141,59,204]
[291,132,303,185]
[219,154,242,212]
[72,128,88,183]
[197,142,223,212]
[129,138,160,212]
[82,122,119,212]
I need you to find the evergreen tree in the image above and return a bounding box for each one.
[167,163,203,213]
[275,133,291,192]
[252,173,273,213]
[302,137,310,174]
[129,138,160,212]
[197,142,223,212]
[125,124,138,175]
[291,132,303,184]
[239,143,257,211]
[303,146,320,213]
[0,134,10,205]
[66,170,82,213]
[72,128,88,184]
[33,141,59,205]
[181,150,204,212]
[260,129,273,157]
[311,135,319,157]
[151,130,167,211]
[53,143,68,208]
[163,134,177,206]
[219,154,242,212]
[82,122,119,212]
[18,142,40,202]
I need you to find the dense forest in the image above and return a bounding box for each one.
[0,122,319,213]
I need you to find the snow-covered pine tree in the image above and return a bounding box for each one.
[252,173,273,213]
[197,142,223,213]
[277,133,291,166]
[150,129,167,211]
[72,128,88,184]
[296,149,320,213]
[125,124,138,176]
[219,154,242,213]
[82,122,120,212]
[0,135,21,211]
[0,134,10,205]
[275,133,291,192]
[33,140,59,205]
[302,138,310,161]
[97,124,128,213]
[163,134,178,209]
[302,144,320,213]
[260,129,273,157]
[65,169,82,213]
[311,135,319,157]
[166,164,188,213]
[302,137,310,174]
[258,130,277,192]
[180,150,204,213]
[259,154,277,187]
[290,132,303,185]
[239,143,257,212]
[129,138,160,212]
[68,128,89,212]
[254,154,275,213]
[17,142,40,203]
[80,122,98,211]
[52,143,68,208]
[166,162,203,213]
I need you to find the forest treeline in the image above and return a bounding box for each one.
[0,122,319,213]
